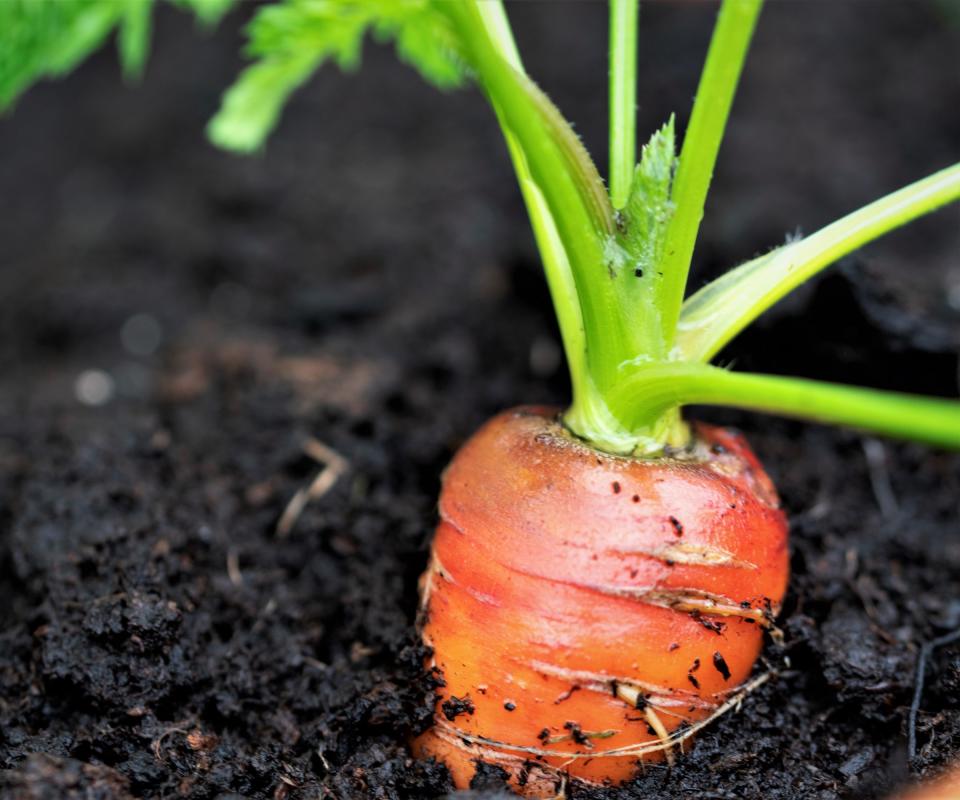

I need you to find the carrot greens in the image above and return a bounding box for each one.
[676,163,960,362]
[3,0,959,455]
[656,0,762,346]
[608,0,639,211]
[0,0,232,106]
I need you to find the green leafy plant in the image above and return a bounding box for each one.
[3,0,958,456]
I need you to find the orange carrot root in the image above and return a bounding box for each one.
[892,767,960,800]
[414,407,789,795]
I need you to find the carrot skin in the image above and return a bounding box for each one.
[414,407,789,795]
[892,767,960,800]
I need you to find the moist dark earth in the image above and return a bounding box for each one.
[1,3,959,799]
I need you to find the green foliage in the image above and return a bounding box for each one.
[618,116,677,281]
[170,0,236,26]
[1,0,125,107]
[1,0,958,450]
[0,0,234,109]
[119,0,154,79]
[208,0,469,152]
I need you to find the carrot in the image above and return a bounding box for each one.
[412,407,789,794]
[892,767,960,800]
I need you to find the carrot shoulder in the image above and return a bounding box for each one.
[413,407,789,795]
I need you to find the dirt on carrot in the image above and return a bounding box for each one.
[1,3,959,800]
[414,408,788,794]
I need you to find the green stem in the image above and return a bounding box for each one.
[677,162,960,361]
[445,0,658,451]
[657,0,763,344]
[473,0,523,67]
[609,363,960,450]
[470,3,589,398]
[502,131,593,422]
[609,0,639,210]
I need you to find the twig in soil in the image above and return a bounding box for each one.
[908,627,960,763]
[316,747,331,773]
[276,438,348,537]
[227,547,242,586]
[862,438,899,517]
[845,549,898,646]
[151,722,193,762]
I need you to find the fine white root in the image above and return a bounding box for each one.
[276,438,348,537]
[417,552,455,625]
[431,726,593,794]
[550,774,568,800]
[431,670,773,761]
[862,437,899,517]
[643,705,676,766]
[151,721,193,762]
[226,548,242,587]
[527,660,720,711]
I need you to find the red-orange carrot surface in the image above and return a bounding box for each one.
[413,407,789,795]
[893,767,960,800]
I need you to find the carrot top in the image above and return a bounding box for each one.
[4,0,959,454]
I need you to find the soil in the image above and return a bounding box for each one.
[1,3,959,799]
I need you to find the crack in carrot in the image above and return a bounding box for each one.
[608,542,758,569]
[588,584,774,625]
[524,660,720,710]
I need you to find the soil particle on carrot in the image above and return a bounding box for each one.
[690,612,727,635]
[565,722,589,746]
[713,652,732,681]
[442,695,475,721]
[554,685,581,704]
[688,659,702,689]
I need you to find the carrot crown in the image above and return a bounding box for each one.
[5,0,958,454]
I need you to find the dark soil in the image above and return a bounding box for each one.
[1,3,959,799]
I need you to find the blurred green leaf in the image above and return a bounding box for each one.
[0,0,236,110]
[209,0,469,152]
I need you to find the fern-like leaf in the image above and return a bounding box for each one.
[0,0,235,110]
[620,115,678,279]
[208,0,469,153]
